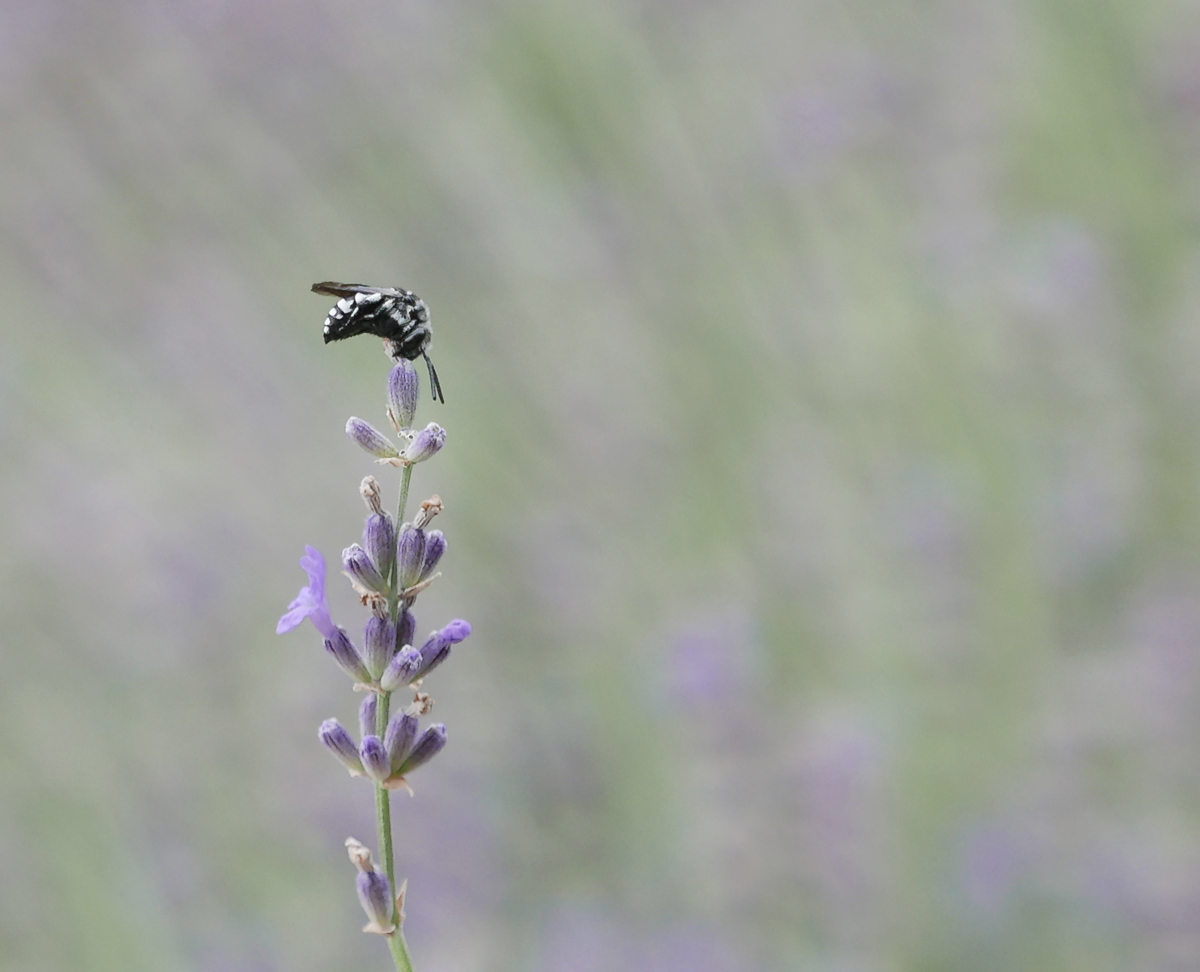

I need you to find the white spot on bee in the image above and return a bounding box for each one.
[362,292,382,303]
[355,292,369,304]
[337,298,353,312]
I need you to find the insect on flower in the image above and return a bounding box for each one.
[313,281,444,403]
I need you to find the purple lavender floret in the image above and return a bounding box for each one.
[439,619,472,644]
[403,422,445,464]
[379,646,423,692]
[319,719,364,776]
[277,546,336,639]
[359,694,378,739]
[385,712,419,771]
[396,525,427,590]
[355,869,395,934]
[387,359,419,431]
[363,616,397,679]
[325,628,372,683]
[412,619,473,680]
[420,530,445,580]
[397,610,416,651]
[360,734,392,782]
[415,641,451,681]
[363,513,396,582]
[343,543,386,595]
[396,724,447,775]
[346,417,400,459]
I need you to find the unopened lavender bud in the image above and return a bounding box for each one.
[356,869,396,934]
[396,724,447,776]
[363,616,397,679]
[319,719,364,775]
[380,646,423,692]
[343,544,386,595]
[396,525,427,590]
[402,423,445,464]
[325,629,372,683]
[420,530,445,580]
[415,640,450,680]
[384,712,419,772]
[414,619,472,679]
[360,476,383,515]
[397,610,416,652]
[346,417,400,459]
[359,735,391,782]
[359,694,377,739]
[363,513,396,581]
[387,359,420,431]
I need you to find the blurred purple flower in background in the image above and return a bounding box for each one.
[663,608,755,707]
[958,823,1025,917]
[535,906,746,972]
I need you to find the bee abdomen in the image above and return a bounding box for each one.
[322,294,423,346]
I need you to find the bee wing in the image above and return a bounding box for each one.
[311,281,406,299]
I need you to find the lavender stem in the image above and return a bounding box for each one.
[374,688,415,972]
[377,460,416,972]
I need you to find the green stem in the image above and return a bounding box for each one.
[386,928,416,972]
[374,693,397,909]
[387,464,414,620]
[374,690,416,972]
[396,464,413,552]
[375,460,417,971]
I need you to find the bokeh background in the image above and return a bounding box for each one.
[4,1,1200,969]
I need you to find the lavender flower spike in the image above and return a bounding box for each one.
[402,422,445,464]
[277,546,336,639]
[346,417,400,459]
[387,359,419,431]
[343,544,386,596]
[319,719,364,776]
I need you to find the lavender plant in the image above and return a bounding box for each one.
[277,349,469,972]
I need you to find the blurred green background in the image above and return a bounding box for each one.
[4,0,1200,969]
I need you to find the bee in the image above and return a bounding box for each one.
[312,281,444,403]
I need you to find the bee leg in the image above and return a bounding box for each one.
[423,352,445,404]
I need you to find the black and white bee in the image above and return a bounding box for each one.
[313,281,444,403]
